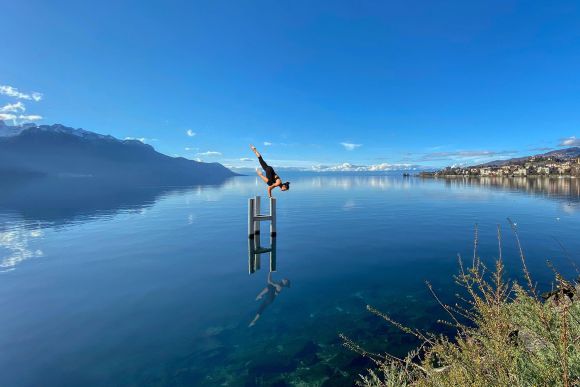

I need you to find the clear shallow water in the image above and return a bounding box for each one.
[0,175,579,386]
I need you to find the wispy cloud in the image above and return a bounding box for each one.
[184,146,198,151]
[196,151,222,157]
[124,137,147,143]
[0,85,42,101]
[240,157,253,162]
[312,162,418,172]
[18,114,42,122]
[559,136,580,147]
[341,142,362,151]
[418,150,516,162]
[0,102,25,113]
[186,129,196,137]
[0,113,17,121]
[263,141,272,146]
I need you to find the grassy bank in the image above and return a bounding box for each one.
[343,223,580,386]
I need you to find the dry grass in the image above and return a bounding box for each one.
[342,222,580,386]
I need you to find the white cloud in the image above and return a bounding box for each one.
[18,114,42,122]
[196,151,222,157]
[185,146,198,151]
[0,85,42,101]
[0,102,25,113]
[240,157,253,162]
[312,162,417,172]
[560,136,580,147]
[194,158,202,162]
[264,141,272,146]
[186,129,196,137]
[124,137,147,143]
[418,150,516,161]
[341,142,362,151]
[0,113,17,121]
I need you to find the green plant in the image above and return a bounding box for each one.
[342,222,580,386]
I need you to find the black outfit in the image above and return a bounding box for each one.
[258,156,279,186]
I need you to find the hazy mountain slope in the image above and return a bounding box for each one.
[0,122,236,185]
[478,147,580,167]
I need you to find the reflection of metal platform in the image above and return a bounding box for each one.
[248,233,276,274]
[248,196,276,238]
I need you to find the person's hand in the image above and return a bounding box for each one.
[256,295,263,300]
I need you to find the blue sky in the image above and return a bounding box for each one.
[1,0,580,170]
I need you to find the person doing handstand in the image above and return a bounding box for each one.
[250,144,290,198]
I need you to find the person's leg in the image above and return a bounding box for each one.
[256,169,269,184]
[258,156,269,171]
[250,144,261,158]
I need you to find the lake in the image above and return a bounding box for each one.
[1,175,579,386]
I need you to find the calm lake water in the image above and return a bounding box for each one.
[1,175,579,386]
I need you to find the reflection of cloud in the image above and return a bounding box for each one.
[343,199,358,211]
[0,225,44,272]
[561,202,578,214]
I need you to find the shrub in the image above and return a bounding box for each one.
[342,221,580,386]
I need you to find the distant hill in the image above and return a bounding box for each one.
[0,121,236,185]
[477,147,580,167]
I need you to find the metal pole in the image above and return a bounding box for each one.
[248,198,255,238]
[270,197,276,237]
[254,196,261,235]
[269,236,277,272]
[248,237,256,274]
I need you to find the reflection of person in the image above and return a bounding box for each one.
[250,144,290,198]
[249,272,291,327]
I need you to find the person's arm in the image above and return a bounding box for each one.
[267,180,281,197]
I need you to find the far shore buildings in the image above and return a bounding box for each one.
[433,157,580,177]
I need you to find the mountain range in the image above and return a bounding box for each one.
[478,147,580,167]
[0,121,236,185]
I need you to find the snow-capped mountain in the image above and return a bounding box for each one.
[0,121,236,184]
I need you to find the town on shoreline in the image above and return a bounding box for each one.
[421,154,580,178]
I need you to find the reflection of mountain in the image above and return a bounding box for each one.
[440,177,580,203]
[0,122,236,184]
[0,178,229,225]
